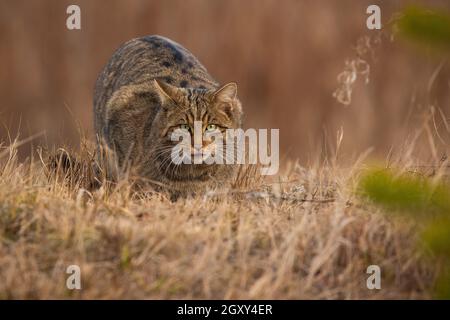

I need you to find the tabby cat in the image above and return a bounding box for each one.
[93,35,243,198]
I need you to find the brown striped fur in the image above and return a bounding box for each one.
[93,35,243,199]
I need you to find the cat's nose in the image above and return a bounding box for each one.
[192,146,202,155]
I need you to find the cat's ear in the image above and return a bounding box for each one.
[213,82,241,117]
[153,79,181,104]
[213,82,238,104]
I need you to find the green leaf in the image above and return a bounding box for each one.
[396,6,450,51]
[358,169,450,217]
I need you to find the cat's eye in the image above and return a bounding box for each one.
[205,124,218,132]
[179,124,190,131]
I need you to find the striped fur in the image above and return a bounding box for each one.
[93,35,243,198]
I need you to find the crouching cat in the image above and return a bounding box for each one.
[93,35,243,199]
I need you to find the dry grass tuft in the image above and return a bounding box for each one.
[0,131,438,299]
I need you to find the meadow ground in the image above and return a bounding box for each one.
[0,1,449,300]
[0,133,440,299]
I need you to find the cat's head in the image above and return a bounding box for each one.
[149,79,243,179]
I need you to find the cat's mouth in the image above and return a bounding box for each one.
[184,152,215,165]
[153,143,224,181]
[191,150,203,158]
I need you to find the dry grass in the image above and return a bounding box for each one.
[0,0,448,300]
[0,132,439,299]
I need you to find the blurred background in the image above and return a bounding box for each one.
[0,0,449,163]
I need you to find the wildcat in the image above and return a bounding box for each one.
[93,35,243,199]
